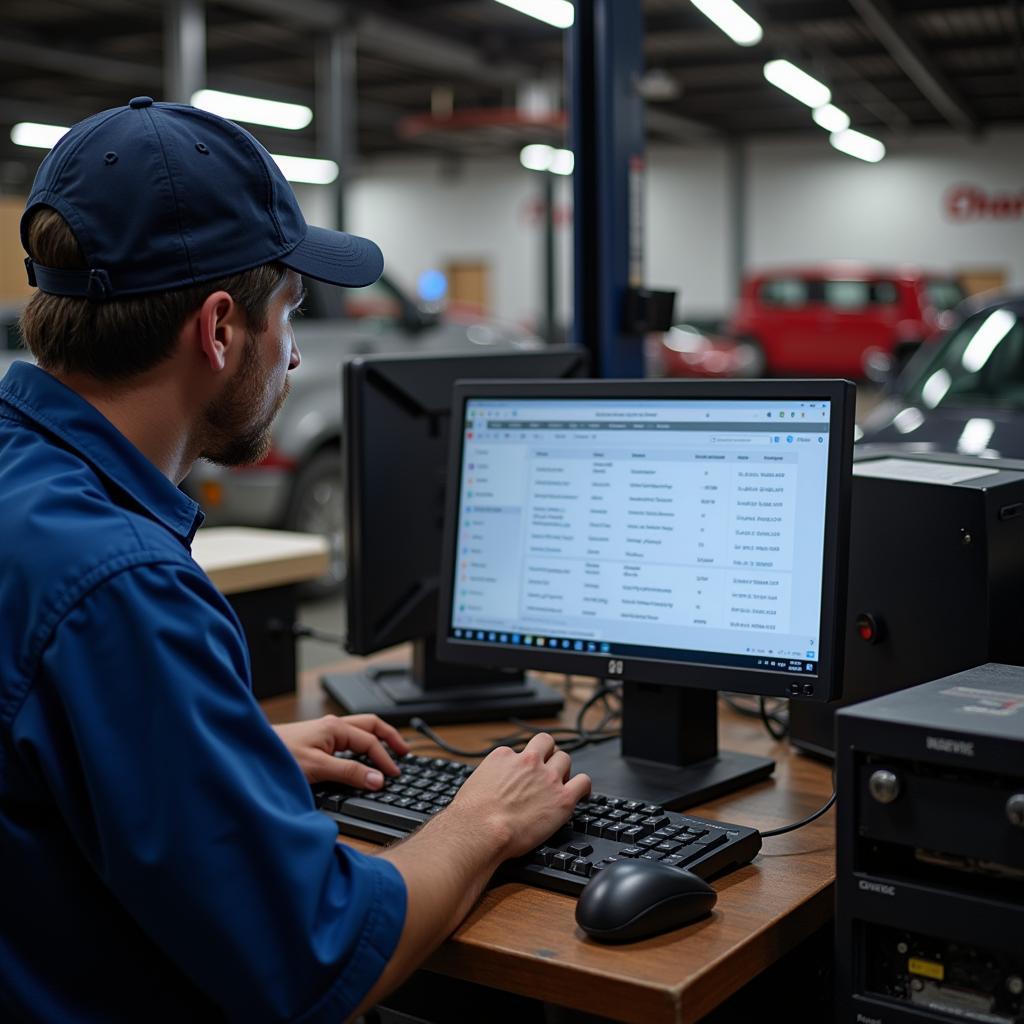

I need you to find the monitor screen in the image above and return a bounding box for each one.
[436,378,853,806]
[438,379,853,704]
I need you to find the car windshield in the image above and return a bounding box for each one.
[925,279,965,311]
[900,304,1024,409]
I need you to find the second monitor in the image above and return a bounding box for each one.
[322,346,589,723]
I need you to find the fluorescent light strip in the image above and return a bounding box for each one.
[690,0,762,46]
[191,89,312,130]
[520,143,574,174]
[494,0,574,29]
[11,122,69,149]
[829,128,886,163]
[812,104,850,132]
[763,59,831,108]
[270,154,339,184]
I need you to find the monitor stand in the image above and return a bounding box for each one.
[321,636,564,725]
[567,681,774,810]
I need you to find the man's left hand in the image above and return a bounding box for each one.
[272,714,411,789]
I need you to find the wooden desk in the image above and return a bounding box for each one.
[263,657,836,1024]
[191,527,329,593]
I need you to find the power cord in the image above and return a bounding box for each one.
[287,622,348,647]
[761,789,837,837]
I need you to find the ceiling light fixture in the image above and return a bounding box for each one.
[829,128,886,163]
[520,143,574,175]
[763,59,831,108]
[494,0,574,29]
[11,122,69,149]
[270,154,339,184]
[690,0,763,46]
[191,89,313,130]
[811,104,850,132]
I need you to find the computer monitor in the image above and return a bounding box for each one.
[321,347,590,724]
[436,378,854,808]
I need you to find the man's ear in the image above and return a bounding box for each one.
[195,290,246,372]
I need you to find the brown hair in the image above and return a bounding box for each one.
[19,207,287,381]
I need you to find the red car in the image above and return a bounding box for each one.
[728,264,963,378]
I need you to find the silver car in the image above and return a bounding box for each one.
[183,274,541,595]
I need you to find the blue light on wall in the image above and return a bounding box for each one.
[417,269,448,303]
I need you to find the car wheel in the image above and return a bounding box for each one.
[284,447,345,600]
[735,336,767,377]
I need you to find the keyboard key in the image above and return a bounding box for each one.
[550,852,574,871]
[641,851,664,861]
[574,814,597,830]
[606,809,628,821]
[638,836,661,849]
[532,847,557,866]
[620,826,645,842]
[603,824,627,841]
[589,793,607,805]
[642,815,670,829]
[340,796,431,831]
[624,813,645,825]
[618,846,644,858]
[641,804,664,815]
[623,801,645,811]
[586,818,613,837]
[684,826,708,837]
[603,797,623,809]
[655,841,683,854]
[566,841,593,857]
[570,858,593,877]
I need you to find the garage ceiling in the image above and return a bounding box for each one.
[0,0,1021,188]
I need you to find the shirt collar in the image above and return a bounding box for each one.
[0,361,204,545]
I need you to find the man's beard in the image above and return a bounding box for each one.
[199,334,290,467]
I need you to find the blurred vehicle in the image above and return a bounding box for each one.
[184,273,542,596]
[728,263,963,378]
[858,293,1024,458]
[0,304,27,376]
[653,323,763,378]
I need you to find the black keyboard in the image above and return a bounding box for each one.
[314,751,761,896]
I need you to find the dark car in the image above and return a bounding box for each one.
[858,294,1024,458]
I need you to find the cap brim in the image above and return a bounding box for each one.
[279,225,384,288]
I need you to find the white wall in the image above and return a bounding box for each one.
[293,128,1024,328]
[746,129,1024,290]
[296,159,574,333]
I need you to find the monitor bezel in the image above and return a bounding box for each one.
[435,377,854,702]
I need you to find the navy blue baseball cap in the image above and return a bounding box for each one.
[21,96,383,300]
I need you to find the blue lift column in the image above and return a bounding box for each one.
[568,0,646,378]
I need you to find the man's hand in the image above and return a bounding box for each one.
[355,734,589,1018]
[444,732,592,859]
[272,714,410,789]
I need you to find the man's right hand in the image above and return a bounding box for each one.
[445,733,591,860]
[359,733,590,1019]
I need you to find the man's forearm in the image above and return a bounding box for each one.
[350,809,509,1018]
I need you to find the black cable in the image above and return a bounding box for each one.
[761,789,837,837]
[288,622,348,647]
[759,696,789,740]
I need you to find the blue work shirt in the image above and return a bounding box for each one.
[0,362,406,1022]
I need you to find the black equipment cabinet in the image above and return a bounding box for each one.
[835,666,1024,1024]
[791,451,1024,759]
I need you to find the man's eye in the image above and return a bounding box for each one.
[288,306,305,322]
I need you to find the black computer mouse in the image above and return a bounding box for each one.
[575,859,717,942]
